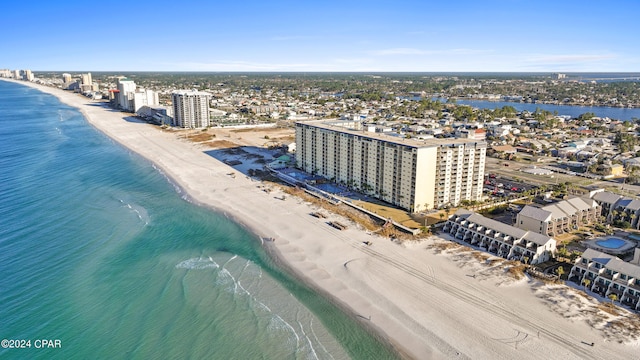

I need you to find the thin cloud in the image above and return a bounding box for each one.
[175,61,317,71]
[372,48,428,55]
[270,35,320,41]
[332,58,373,65]
[171,60,353,72]
[526,54,617,63]
[371,48,491,56]
[518,53,619,71]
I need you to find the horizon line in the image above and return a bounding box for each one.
[23,70,640,74]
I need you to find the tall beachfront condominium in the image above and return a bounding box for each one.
[171,90,211,128]
[81,73,92,86]
[116,77,137,111]
[81,73,93,92]
[114,77,158,113]
[132,89,159,113]
[62,73,73,84]
[295,120,486,212]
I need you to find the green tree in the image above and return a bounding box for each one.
[577,112,595,121]
[557,246,569,259]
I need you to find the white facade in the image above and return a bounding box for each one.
[81,73,92,92]
[116,78,137,111]
[171,90,212,128]
[516,197,601,236]
[295,121,486,211]
[570,249,640,311]
[133,89,159,113]
[444,209,557,265]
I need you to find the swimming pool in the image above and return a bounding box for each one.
[584,236,636,255]
[595,237,627,249]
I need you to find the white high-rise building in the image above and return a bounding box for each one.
[295,120,486,212]
[24,70,34,81]
[171,90,211,128]
[81,73,93,92]
[133,89,159,113]
[62,73,73,83]
[13,70,21,79]
[116,77,137,111]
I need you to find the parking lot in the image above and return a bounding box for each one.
[483,172,537,198]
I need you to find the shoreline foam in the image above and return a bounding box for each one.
[5,78,638,360]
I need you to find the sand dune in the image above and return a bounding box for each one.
[8,79,639,359]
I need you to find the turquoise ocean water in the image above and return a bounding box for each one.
[0,81,398,360]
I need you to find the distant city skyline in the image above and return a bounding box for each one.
[3,0,639,72]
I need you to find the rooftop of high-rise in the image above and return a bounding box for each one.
[297,120,486,149]
[172,89,212,96]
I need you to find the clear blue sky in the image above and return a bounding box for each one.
[3,0,639,72]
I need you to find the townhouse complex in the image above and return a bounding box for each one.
[295,120,486,212]
[570,248,640,311]
[444,209,556,265]
[515,189,640,239]
[592,191,640,229]
[516,197,601,236]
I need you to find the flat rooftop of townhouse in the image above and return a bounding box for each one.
[300,120,486,149]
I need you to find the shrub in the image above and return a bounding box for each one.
[613,220,631,229]
[488,206,507,215]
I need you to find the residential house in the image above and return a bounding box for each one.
[624,157,640,171]
[603,164,624,177]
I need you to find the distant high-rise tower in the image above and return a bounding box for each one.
[24,70,34,81]
[62,73,73,83]
[116,77,137,111]
[133,88,159,113]
[171,90,211,128]
[81,73,93,92]
[13,70,21,79]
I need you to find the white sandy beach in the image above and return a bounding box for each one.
[8,79,639,360]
